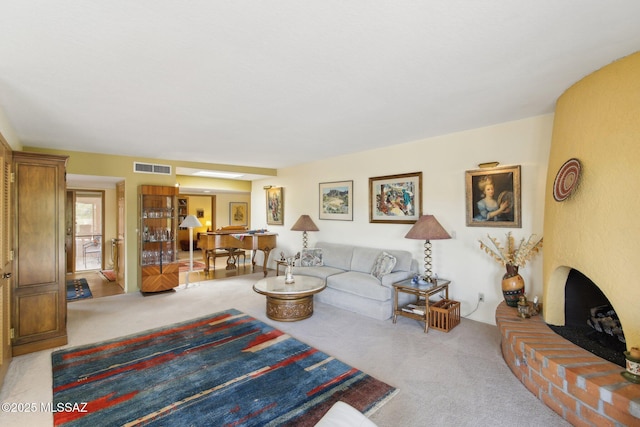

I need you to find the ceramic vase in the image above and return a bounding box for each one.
[622,348,640,384]
[502,264,525,307]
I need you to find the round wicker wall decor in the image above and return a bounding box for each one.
[553,158,581,202]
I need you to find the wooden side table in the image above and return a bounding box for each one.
[275,259,288,276]
[392,278,450,333]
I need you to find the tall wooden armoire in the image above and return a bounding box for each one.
[12,152,68,356]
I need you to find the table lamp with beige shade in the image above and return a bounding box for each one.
[291,214,319,249]
[405,214,451,283]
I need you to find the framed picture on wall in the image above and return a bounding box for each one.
[319,180,353,221]
[266,187,284,225]
[465,165,521,228]
[369,172,422,223]
[229,202,248,226]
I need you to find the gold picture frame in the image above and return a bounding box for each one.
[229,202,248,226]
[369,172,422,223]
[266,187,284,225]
[319,180,353,221]
[465,165,521,228]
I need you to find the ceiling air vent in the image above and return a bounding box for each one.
[133,162,172,175]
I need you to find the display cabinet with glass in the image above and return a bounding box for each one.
[139,185,179,293]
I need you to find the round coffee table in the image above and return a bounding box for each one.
[253,275,325,321]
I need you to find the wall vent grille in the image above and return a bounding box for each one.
[133,162,172,175]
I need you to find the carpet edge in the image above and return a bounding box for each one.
[363,387,400,417]
[51,308,243,357]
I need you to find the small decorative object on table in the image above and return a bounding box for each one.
[517,295,531,318]
[284,254,298,284]
[531,295,540,315]
[411,273,436,288]
[479,232,543,307]
[622,346,640,384]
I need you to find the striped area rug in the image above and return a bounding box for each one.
[51,309,397,426]
[178,260,206,272]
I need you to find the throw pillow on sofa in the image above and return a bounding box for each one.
[300,248,323,267]
[371,251,396,280]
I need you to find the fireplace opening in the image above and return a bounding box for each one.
[547,269,626,367]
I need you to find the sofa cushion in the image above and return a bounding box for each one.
[384,249,413,272]
[380,270,415,287]
[292,265,344,280]
[300,248,323,266]
[370,252,396,279]
[316,242,353,270]
[326,272,392,302]
[350,247,382,273]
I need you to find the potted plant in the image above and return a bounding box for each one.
[479,232,543,307]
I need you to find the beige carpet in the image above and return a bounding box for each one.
[0,273,569,426]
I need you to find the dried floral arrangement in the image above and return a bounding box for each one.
[479,232,543,268]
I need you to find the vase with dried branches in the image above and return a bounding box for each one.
[479,232,543,307]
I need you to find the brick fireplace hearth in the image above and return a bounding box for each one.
[496,302,640,426]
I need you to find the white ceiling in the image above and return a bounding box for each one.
[1,1,640,173]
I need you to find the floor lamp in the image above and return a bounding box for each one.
[179,214,202,287]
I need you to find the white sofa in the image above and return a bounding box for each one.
[292,242,418,320]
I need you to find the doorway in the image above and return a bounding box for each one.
[66,190,105,272]
[177,194,215,260]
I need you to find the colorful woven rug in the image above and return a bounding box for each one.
[178,260,206,272]
[51,309,397,426]
[65,279,92,301]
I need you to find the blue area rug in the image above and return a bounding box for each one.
[51,309,397,426]
[66,279,92,301]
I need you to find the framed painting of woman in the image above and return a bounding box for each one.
[465,165,521,228]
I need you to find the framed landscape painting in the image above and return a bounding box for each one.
[369,172,422,223]
[319,180,353,221]
[266,187,284,225]
[229,202,248,226]
[465,165,521,228]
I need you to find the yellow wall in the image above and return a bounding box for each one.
[544,51,640,349]
[215,193,251,229]
[23,147,271,293]
[186,195,213,234]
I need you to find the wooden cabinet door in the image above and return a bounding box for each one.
[0,138,12,385]
[12,152,68,356]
